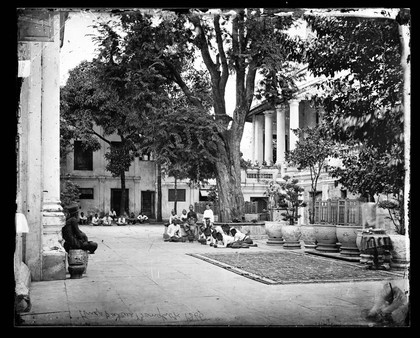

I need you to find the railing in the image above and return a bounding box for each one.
[246,172,274,180]
[244,201,258,214]
[313,199,361,226]
[194,202,220,215]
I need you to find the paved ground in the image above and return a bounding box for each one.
[18,224,409,327]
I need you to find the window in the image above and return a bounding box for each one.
[168,189,186,202]
[74,141,93,171]
[79,188,94,199]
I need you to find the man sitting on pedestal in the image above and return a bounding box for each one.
[62,203,98,254]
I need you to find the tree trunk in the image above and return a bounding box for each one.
[173,176,178,215]
[120,171,126,216]
[214,135,244,222]
[156,162,162,222]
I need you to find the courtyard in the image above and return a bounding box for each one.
[19,223,408,327]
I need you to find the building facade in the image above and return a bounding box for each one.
[240,96,359,224]
[60,126,207,221]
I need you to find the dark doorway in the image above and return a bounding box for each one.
[250,197,268,213]
[111,188,129,216]
[141,191,155,219]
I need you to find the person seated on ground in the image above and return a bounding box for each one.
[109,208,117,221]
[62,203,98,254]
[230,228,253,244]
[213,231,236,248]
[137,211,149,224]
[116,213,128,226]
[187,204,198,240]
[91,213,101,226]
[166,218,182,242]
[365,282,409,326]
[168,209,179,225]
[127,212,137,225]
[79,211,88,225]
[102,212,113,226]
[198,217,214,245]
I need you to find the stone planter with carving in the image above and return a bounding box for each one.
[314,223,339,252]
[389,234,410,270]
[265,221,284,245]
[265,208,287,245]
[300,224,317,249]
[281,225,302,249]
[336,225,362,256]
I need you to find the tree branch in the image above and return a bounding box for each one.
[163,60,205,111]
[214,14,229,92]
[89,129,112,145]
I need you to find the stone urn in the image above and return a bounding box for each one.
[336,225,362,256]
[389,234,410,270]
[67,249,87,278]
[281,224,302,249]
[314,224,339,252]
[300,224,317,249]
[265,221,285,245]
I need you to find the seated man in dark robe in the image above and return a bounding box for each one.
[62,204,98,254]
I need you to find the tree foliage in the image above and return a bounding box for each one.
[301,15,404,205]
[286,124,340,223]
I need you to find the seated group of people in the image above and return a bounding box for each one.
[165,205,199,242]
[78,209,149,226]
[164,204,255,248]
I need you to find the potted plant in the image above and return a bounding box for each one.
[273,175,306,249]
[263,179,287,245]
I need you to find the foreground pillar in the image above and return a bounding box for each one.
[40,13,66,280]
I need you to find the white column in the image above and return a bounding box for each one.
[264,110,274,164]
[25,42,44,280]
[40,13,66,280]
[41,12,64,243]
[276,105,286,167]
[254,115,264,164]
[288,99,300,151]
[252,115,257,162]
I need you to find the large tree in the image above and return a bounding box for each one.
[103,9,302,221]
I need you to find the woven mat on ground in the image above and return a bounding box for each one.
[187,251,405,285]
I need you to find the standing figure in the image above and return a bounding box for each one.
[179,209,189,239]
[202,203,215,225]
[187,204,198,240]
[62,203,98,254]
